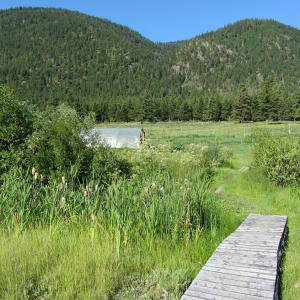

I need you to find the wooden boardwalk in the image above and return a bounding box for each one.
[181,214,288,300]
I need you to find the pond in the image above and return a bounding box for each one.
[84,128,143,148]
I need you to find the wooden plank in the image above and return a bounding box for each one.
[205,261,276,275]
[196,271,276,289]
[202,265,276,280]
[189,280,274,298]
[185,286,267,300]
[181,214,288,300]
[196,271,275,290]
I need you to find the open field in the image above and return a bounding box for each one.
[0,121,299,299]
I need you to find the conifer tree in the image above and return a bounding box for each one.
[234,85,252,122]
[257,76,281,121]
[292,92,300,121]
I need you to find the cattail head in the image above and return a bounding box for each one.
[123,232,128,247]
[91,213,96,223]
[60,196,66,207]
[34,172,39,181]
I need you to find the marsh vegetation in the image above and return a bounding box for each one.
[0,86,300,299]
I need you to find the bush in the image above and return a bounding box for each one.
[0,86,34,151]
[0,86,34,175]
[29,104,88,178]
[29,104,131,184]
[252,130,300,185]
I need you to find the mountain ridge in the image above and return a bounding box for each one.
[0,7,300,121]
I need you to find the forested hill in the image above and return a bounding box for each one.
[174,19,300,92]
[0,7,300,121]
[0,8,181,105]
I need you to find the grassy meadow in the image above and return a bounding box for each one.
[0,121,300,299]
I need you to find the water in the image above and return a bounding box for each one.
[84,128,141,148]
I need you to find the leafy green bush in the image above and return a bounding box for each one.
[196,145,233,168]
[29,104,131,184]
[0,86,34,150]
[0,86,34,175]
[170,143,184,152]
[29,104,88,178]
[252,131,300,185]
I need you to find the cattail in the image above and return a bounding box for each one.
[185,211,192,229]
[91,213,96,223]
[60,196,66,207]
[34,172,39,181]
[123,232,128,247]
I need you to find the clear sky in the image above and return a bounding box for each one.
[0,0,299,42]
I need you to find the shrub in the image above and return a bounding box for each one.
[170,143,184,152]
[198,145,233,169]
[0,86,34,151]
[252,130,300,185]
[29,104,131,184]
[29,104,88,178]
[0,86,34,175]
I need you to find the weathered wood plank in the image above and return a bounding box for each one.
[196,271,275,290]
[181,214,288,300]
[189,280,274,298]
[196,270,276,288]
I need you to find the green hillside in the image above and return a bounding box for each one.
[0,8,300,121]
[174,19,300,92]
[0,8,181,105]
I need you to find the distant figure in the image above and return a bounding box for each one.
[140,128,145,144]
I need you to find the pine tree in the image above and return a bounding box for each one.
[210,97,222,121]
[178,101,193,121]
[192,97,204,120]
[257,76,281,121]
[292,92,300,121]
[234,85,252,122]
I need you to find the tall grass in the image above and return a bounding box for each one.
[0,224,234,299]
[0,146,238,299]
[0,151,227,242]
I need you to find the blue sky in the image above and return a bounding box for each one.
[0,0,299,42]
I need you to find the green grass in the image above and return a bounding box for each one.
[1,121,300,299]
[0,225,236,299]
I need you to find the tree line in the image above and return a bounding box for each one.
[75,76,300,122]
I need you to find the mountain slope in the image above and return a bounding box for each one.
[173,19,300,92]
[0,7,181,105]
[0,8,300,118]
